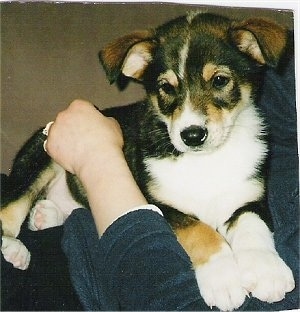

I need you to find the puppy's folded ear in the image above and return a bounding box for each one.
[230,18,289,67]
[99,30,157,84]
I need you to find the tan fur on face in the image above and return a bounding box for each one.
[157,70,179,102]
[202,63,218,82]
[158,70,179,88]
[206,103,223,123]
[202,63,232,82]
[175,218,225,266]
[171,106,184,123]
[206,83,252,127]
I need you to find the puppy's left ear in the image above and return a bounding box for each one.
[99,30,156,84]
[230,18,288,67]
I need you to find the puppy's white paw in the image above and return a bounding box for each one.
[236,249,295,303]
[28,199,64,231]
[1,236,31,270]
[195,244,246,311]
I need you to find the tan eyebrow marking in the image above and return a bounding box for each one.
[202,63,232,82]
[158,69,179,87]
[202,63,218,82]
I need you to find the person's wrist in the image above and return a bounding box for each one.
[72,143,147,235]
[76,146,126,186]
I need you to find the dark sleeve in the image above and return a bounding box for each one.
[62,208,207,311]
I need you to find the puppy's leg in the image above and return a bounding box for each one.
[1,236,31,270]
[1,133,62,270]
[220,209,295,303]
[1,167,56,236]
[0,195,33,238]
[27,171,83,231]
[1,192,35,270]
[175,217,246,311]
[0,165,60,269]
[28,171,82,231]
[1,128,54,238]
[28,199,64,231]
[0,165,58,237]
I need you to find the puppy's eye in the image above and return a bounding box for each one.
[159,82,175,95]
[212,75,229,89]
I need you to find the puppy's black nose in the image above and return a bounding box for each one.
[180,126,208,147]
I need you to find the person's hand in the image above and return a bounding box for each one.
[45,99,146,234]
[45,99,124,177]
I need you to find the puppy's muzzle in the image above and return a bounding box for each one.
[180,125,208,147]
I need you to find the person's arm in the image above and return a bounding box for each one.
[45,99,147,234]
[78,149,148,235]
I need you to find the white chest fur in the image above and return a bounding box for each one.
[145,107,267,228]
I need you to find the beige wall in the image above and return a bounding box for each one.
[1,3,294,174]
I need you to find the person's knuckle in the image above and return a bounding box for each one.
[70,99,90,110]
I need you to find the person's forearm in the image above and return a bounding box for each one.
[78,149,147,235]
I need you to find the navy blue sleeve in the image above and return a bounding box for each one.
[99,209,205,310]
[62,208,207,311]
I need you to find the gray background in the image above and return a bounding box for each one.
[1,3,294,174]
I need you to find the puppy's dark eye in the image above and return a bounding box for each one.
[212,75,229,89]
[159,82,175,95]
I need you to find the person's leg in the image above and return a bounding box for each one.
[261,55,298,286]
[243,55,299,310]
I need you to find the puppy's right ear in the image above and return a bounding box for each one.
[99,30,156,84]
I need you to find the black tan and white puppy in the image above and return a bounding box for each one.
[0,12,295,311]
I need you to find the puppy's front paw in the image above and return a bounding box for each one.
[1,236,31,270]
[237,249,295,303]
[28,199,64,231]
[195,244,246,311]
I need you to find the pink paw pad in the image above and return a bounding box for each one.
[28,200,64,231]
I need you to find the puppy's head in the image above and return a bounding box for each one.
[100,13,288,153]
